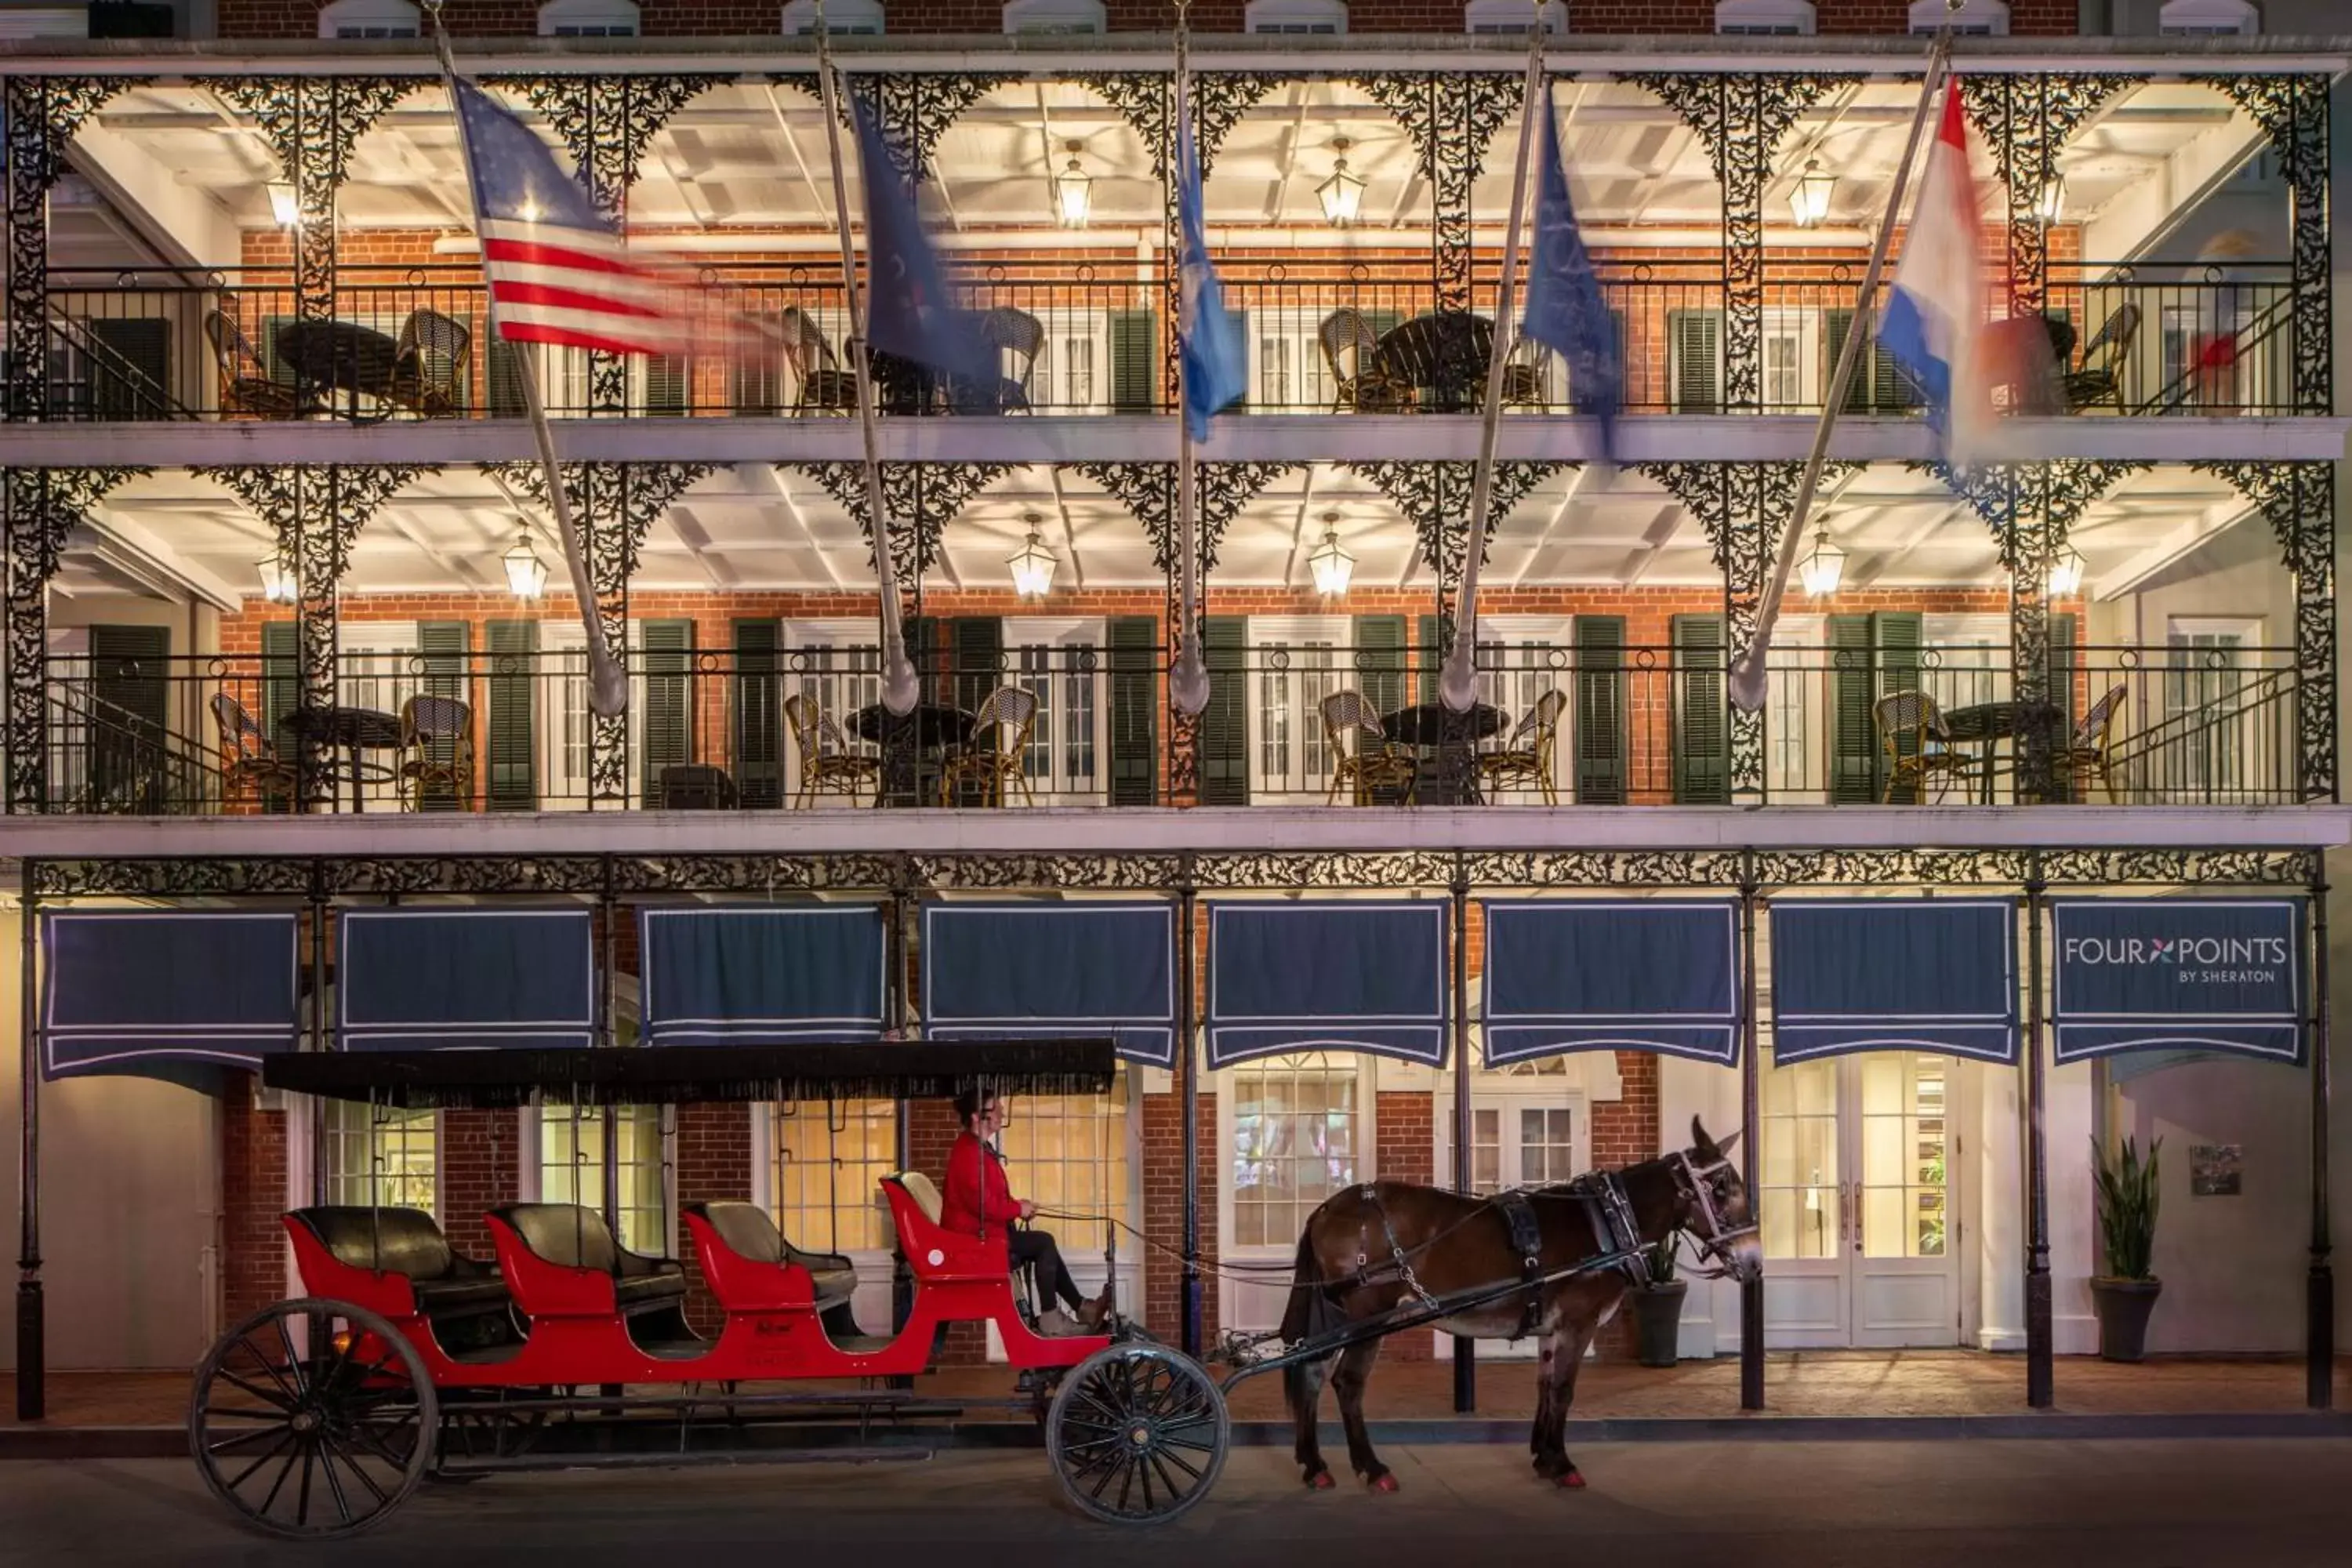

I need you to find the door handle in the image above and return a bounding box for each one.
[1851,1181,1864,1255]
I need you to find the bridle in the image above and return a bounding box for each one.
[1668,1148,1761,1280]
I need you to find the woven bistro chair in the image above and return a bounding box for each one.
[2058,682,2128,804]
[387,309,471,417]
[2063,303,2140,414]
[1872,690,1974,804]
[209,692,296,811]
[976,306,1045,412]
[1319,689,1418,806]
[780,307,858,413]
[1317,308,1414,413]
[1475,688,1566,804]
[937,686,1040,808]
[397,693,475,811]
[783,691,880,808]
[205,309,303,418]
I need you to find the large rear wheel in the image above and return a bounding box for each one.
[188,1298,438,1539]
[1045,1343,1227,1526]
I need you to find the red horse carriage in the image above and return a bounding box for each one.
[187,1039,1229,1537]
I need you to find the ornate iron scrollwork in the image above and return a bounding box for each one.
[1344,459,1566,633]
[2215,75,2332,415]
[5,466,144,812]
[215,78,416,325]
[2193,460,2336,802]
[1073,461,1297,580]
[5,76,147,423]
[1626,73,1857,411]
[797,462,1013,593]
[1955,74,2141,318]
[1348,71,1523,316]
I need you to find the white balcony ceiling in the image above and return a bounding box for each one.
[51,460,2256,610]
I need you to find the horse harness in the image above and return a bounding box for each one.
[1352,1173,1648,1341]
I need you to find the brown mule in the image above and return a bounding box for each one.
[1277,1117,1761,1493]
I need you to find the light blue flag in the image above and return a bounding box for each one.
[1520,91,1621,460]
[1175,96,1247,441]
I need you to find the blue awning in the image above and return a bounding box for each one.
[1206,901,1446,1069]
[923,901,1175,1066]
[640,905,887,1046]
[42,911,299,1079]
[1482,899,1741,1066]
[339,909,596,1052]
[2052,898,2304,1068]
[1769,898,2018,1065]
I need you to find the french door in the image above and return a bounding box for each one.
[1759,1048,1963,1348]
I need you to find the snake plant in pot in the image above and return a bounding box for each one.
[2090,1134,2163,1363]
[1631,1236,1687,1368]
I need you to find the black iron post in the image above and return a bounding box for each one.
[1451,862,1475,1413]
[2308,867,2333,1410]
[16,862,41,1421]
[1178,879,1201,1360]
[1738,859,1763,1411]
[2025,862,2053,1408]
[887,878,916,1390]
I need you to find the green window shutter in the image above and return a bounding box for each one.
[1671,612,1730,804]
[1109,310,1159,414]
[949,617,1002,720]
[1573,615,1626,805]
[641,354,689,416]
[1416,613,1443,706]
[2045,611,2079,804]
[88,318,172,420]
[1872,612,1923,803]
[732,619,782,809]
[909,615,943,709]
[1354,615,1406,719]
[88,624,169,811]
[488,341,529,417]
[1198,615,1250,806]
[640,619,695,800]
[485,619,537,812]
[260,620,299,753]
[1363,308,1403,341]
[1825,310,1874,415]
[1107,615,1159,807]
[1669,310,1721,414]
[1828,614,1879,804]
[416,620,468,812]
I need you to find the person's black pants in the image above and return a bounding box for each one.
[1008,1226,1087,1314]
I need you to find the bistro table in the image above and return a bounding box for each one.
[1381,701,1508,805]
[278,704,404,813]
[1942,699,2067,804]
[852,701,976,807]
[273,320,401,421]
[1373,312,1495,413]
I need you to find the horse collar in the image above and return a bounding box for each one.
[1568,1172,1648,1286]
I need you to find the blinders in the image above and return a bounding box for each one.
[1668,1149,1759,1277]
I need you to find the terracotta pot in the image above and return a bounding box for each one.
[2090,1276,2163,1363]
[1632,1281,1689,1368]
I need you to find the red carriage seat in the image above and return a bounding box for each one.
[681,1200,862,1334]
[880,1171,1007,1283]
[285,1206,511,1323]
[487,1203,688,1318]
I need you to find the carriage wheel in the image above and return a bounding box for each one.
[187,1298,439,1540]
[1046,1344,1228,1526]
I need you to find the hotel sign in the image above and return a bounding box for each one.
[2050,899,2305,1066]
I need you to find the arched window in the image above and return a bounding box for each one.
[1715,0,1813,34]
[539,0,640,34]
[1465,0,1563,33]
[782,0,884,33]
[318,0,420,38]
[1002,0,1105,32]
[1247,0,1346,34]
[1911,0,2005,33]
[2159,0,2257,35]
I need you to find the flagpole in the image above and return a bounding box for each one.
[423,0,626,720]
[1167,0,1210,720]
[813,2,920,716]
[1438,4,1548,713]
[1728,19,1955,714]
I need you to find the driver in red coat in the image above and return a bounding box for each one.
[942,1087,1112,1335]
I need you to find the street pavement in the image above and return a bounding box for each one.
[3,1439,2348,1568]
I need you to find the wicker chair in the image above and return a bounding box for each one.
[209,692,297,811]
[781,307,858,413]
[977,306,1045,412]
[937,686,1040,808]
[1476,688,1566,804]
[387,309,471,417]
[1500,334,1553,408]
[205,309,303,418]
[1319,689,1418,806]
[783,692,880,808]
[1317,309,1414,413]
[397,693,474,811]
[1873,690,1974,804]
[2057,683,2128,804]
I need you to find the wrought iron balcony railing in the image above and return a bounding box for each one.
[26,637,2309,816]
[24,256,2303,424]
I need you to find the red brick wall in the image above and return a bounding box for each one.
[438,1109,520,1262]
[1140,1088,1218,1348]
[220,1082,289,1325]
[674,1102,753,1333]
[1374,1088,1436,1359]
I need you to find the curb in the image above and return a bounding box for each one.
[9,1410,2352,1461]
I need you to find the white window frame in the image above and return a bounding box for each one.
[539,0,640,34]
[1027,310,1111,415]
[1911,0,2006,32]
[1433,1065,1589,1354]
[781,619,884,806]
[1248,0,1346,31]
[535,1103,675,1258]
[1216,1051,1377,1337]
[1002,0,1105,32]
[1244,614,1350,801]
[1759,305,1822,414]
[982,1069,1144,1360]
[336,619,423,812]
[1468,615,1573,805]
[538,619,657,810]
[754,1098,899,1341]
[1250,321,1342,415]
[1466,0,1563,32]
[2159,0,2257,35]
[1920,612,2009,728]
[1715,0,1815,34]
[1765,612,1822,802]
[323,1102,441,1217]
[1004,616,1109,805]
[318,0,422,38]
[782,0,884,32]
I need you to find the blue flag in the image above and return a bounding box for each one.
[1520,93,1621,460]
[850,95,998,392]
[1175,97,1247,441]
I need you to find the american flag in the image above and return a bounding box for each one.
[454,77,715,359]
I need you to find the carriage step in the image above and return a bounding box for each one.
[438,1446,932,1475]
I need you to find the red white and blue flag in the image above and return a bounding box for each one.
[1878,81,1997,468]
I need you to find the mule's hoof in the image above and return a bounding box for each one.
[1558,1468,1587,1490]
[1305,1468,1335,1491]
[1367,1472,1400,1494]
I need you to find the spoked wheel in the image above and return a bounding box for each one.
[187,1298,439,1539]
[1046,1344,1228,1526]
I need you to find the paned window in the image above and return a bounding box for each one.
[770,1099,898,1253]
[324,1102,437,1215]
[541,1105,669,1255]
[1229,1054,1359,1248]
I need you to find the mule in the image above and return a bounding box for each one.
[1276,1116,1761,1492]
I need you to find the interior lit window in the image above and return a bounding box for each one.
[1465,0,1563,33]
[324,1102,437,1216]
[2158,0,2258,34]
[1247,0,1346,32]
[782,0,884,32]
[1714,0,1814,34]
[993,1072,1134,1237]
[769,1099,898,1253]
[1229,1053,1359,1248]
[1002,0,1105,33]
[541,1105,670,1254]
[318,0,422,38]
[539,0,641,34]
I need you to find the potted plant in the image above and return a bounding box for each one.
[1630,1237,1688,1368]
[2090,1134,2164,1363]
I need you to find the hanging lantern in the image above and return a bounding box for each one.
[1053,144,1092,229]
[2033,175,2067,226]
[256,555,297,605]
[1798,528,1846,597]
[1317,138,1366,228]
[1008,524,1056,599]
[2046,545,2087,597]
[267,182,299,229]
[1308,519,1354,598]
[1788,159,1835,230]
[503,527,549,600]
